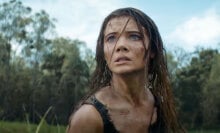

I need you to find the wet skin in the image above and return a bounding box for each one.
[68,16,157,133]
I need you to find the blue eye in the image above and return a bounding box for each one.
[106,35,117,43]
[129,34,142,41]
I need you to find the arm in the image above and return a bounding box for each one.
[67,105,103,133]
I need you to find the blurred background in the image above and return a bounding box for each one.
[0,0,219,132]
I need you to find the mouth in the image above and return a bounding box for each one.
[115,56,131,62]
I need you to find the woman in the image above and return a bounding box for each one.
[67,7,185,133]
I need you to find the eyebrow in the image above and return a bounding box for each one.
[126,31,141,34]
[105,30,141,37]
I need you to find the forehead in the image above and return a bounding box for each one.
[104,16,139,34]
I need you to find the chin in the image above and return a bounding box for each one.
[112,67,144,75]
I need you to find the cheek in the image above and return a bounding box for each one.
[104,44,112,61]
[139,40,150,58]
[140,46,145,53]
[133,45,147,65]
[136,46,146,58]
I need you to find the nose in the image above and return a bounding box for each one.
[115,37,129,52]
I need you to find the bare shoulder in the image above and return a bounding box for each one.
[67,104,103,133]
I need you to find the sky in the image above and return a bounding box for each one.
[3,0,220,52]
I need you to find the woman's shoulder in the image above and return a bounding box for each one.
[67,104,103,133]
[67,86,113,133]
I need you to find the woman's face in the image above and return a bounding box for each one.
[104,16,150,75]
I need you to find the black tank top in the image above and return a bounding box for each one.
[84,95,118,133]
[84,95,159,133]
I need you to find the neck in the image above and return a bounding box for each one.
[111,71,148,105]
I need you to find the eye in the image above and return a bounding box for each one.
[106,34,117,43]
[129,33,142,41]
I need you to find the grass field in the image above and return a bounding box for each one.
[0,121,66,133]
[189,130,220,133]
[0,121,219,133]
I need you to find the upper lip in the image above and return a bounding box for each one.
[114,56,131,62]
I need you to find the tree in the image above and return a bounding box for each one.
[173,49,218,129]
[29,37,92,123]
[0,0,56,122]
[0,0,32,66]
[203,53,220,128]
[0,0,32,121]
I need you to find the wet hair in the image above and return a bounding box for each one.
[88,7,185,133]
[69,7,185,133]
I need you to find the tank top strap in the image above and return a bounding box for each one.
[84,95,118,133]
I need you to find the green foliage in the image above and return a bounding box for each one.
[202,54,220,128]
[0,120,219,133]
[0,0,32,41]
[35,106,52,133]
[171,48,220,129]
[0,34,9,67]
[0,121,66,133]
[189,130,220,133]
[0,0,219,131]
[0,0,92,125]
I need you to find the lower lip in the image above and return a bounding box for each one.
[115,60,130,64]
